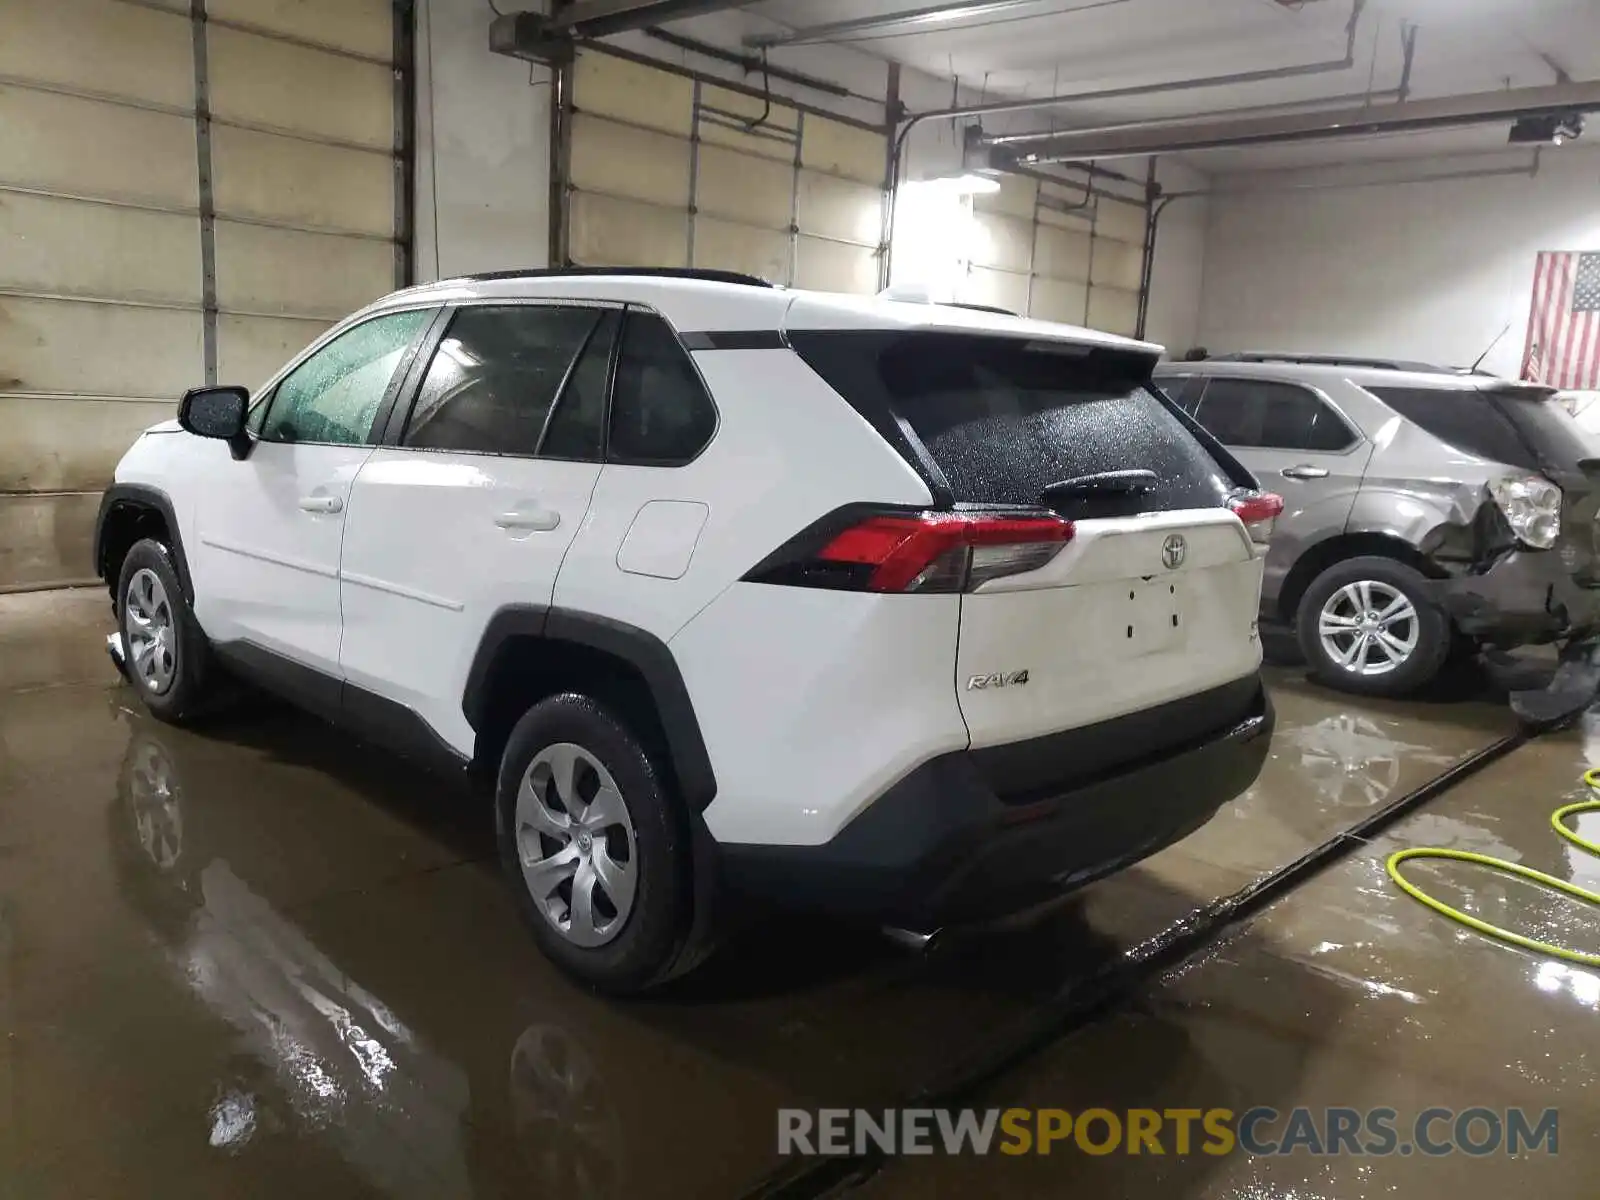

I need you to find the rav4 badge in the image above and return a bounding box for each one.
[967,670,1030,690]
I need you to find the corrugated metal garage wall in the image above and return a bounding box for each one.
[961,172,1146,336]
[564,49,888,292]
[0,0,406,591]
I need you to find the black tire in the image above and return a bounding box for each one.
[1295,555,1451,697]
[495,694,693,994]
[116,538,215,723]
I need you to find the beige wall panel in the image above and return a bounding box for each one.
[961,267,1030,316]
[969,211,1032,274]
[796,171,881,246]
[801,117,884,185]
[214,221,394,317]
[700,85,798,132]
[208,27,393,150]
[573,53,693,137]
[0,0,193,109]
[0,192,200,305]
[0,492,101,589]
[1094,199,1147,243]
[695,145,792,230]
[794,237,877,294]
[1090,237,1145,291]
[217,314,332,389]
[973,174,1035,220]
[698,86,797,162]
[1035,224,1092,282]
[1087,286,1140,337]
[0,297,201,398]
[1030,276,1088,326]
[212,125,393,235]
[569,192,688,269]
[209,0,393,60]
[0,86,197,208]
[569,115,690,208]
[1037,201,1093,233]
[693,218,789,283]
[0,397,173,492]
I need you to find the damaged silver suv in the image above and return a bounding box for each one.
[1157,354,1600,697]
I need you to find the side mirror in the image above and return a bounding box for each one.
[178,385,251,458]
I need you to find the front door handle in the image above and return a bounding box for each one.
[495,507,561,532]
[1280,464,1330,481]
[298,494,344,514]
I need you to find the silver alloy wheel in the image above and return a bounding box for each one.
[515,743,638,948]
[1317,580,1419,677]
[124,567,177,695]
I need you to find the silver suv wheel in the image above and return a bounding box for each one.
[1317,580,1419,676]
[124,567,178,694]
[514,743,638,948]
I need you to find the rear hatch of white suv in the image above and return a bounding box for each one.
[781,309,1270,756]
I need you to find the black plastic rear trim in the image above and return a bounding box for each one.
[678,330,787,351]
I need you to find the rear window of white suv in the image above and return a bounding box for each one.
[789,330,1241,517]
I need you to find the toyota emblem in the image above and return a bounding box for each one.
[1161,533,1187,570]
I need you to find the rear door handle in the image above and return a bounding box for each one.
[1280,464,1329,481]
[298,495,344,514]
[495,506,561,532]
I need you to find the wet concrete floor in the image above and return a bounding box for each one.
[1,589,1585,1198]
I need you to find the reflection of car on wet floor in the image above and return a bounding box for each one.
[1282,712,1458,811]
[1157,355,1600,698]
[113,722,474,1196]
[94,269,1276,992]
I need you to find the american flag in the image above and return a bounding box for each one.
[1522,251,1600,390]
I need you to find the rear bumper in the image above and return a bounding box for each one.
[1439,549,1600,646]
[719,675,1273,928]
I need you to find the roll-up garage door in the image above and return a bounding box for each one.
[0,0,406,590]
[960,173,1146,337]
[565,49,888,293]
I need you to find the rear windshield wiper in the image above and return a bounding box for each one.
[1039,470,1158,502]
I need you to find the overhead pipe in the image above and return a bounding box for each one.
[1022,79,1600,163]
[990,19,1416,150]
[745,0,1132,49]
[881,0,1367,278]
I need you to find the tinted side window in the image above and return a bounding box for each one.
[1195,378,1355,452]
[1368,386,1538,469]
[402,305,602,455]
[608,311,718,466]
[260,309,433,445]
[541,310,619,461]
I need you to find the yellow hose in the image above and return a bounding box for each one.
[1384,766,1600,967]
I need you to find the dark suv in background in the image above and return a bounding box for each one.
[1157,353,1600,697]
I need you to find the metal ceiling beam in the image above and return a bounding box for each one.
[490,0,750,58]
[1015,80,1600,163]
[902,0,1366,124]
[545,0,750,36]
[744,0,1119,49]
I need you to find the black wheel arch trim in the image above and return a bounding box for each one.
[463,605,718,812]
[95,483,194,603]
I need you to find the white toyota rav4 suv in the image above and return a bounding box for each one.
[96,268,1278,992]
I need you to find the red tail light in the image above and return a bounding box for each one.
[1229,492,1283,546]
[749,509,1074,593]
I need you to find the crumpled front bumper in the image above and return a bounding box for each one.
[1439,547,1600,646]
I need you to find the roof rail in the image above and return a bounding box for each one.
[1209,351,1449,373]
[449,267,776,288]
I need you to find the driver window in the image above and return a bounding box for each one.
[258,309,433,446]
